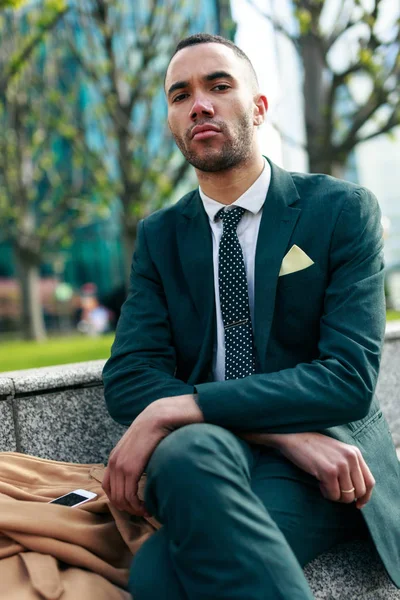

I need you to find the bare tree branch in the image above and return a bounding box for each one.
[246,0,300,52]
[353,105,400,146]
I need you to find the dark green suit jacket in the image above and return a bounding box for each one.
[103,159,400,586]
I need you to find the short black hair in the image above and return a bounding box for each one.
[170,33,259,88]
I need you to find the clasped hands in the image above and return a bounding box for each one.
[103,394,375,515]
[237,431,375,509]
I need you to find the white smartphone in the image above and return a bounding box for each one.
[49,489,97,507]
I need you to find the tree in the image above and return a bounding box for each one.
[249,0,400,175]
[0,0,25,7]
[0,0,68,93]
[0,7,114,340]
[64,0,220,279]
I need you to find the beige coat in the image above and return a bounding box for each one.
[0,452,158,599]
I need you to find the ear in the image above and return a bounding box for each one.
[253,94,268,126]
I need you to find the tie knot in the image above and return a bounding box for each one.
[217,206,245,231]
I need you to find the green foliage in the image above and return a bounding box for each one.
[1,0,68,91]
[67,0,217,245]
[0,0,26,7]
[295,8,312,35]
[1,0,229,286]
[0,2,116,265]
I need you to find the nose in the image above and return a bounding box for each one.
[190,94,215,121]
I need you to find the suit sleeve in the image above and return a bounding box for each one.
[195,187,386,433]
[102,219,194,426]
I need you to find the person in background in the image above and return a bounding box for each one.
[77,283,111,336]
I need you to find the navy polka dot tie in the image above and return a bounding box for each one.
[217,207,256,380]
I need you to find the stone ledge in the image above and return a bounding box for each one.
[0,377,14,401]
[376,339,400,447]
[385,320,400,341]
[0,400,16,452]
[305,540,400,599]
[0,360,105,396]
[14,388,126,463]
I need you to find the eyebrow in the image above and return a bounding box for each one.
[167,80,189,96]
[167,71,234,97]
[205,71,234,82]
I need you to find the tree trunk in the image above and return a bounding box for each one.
[300,35,333,175]
[122,226,137,289]
[308,150,347,179]
[308,152,334,175]
[14,245,47,341]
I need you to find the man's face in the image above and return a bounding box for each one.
[165,43,262,173]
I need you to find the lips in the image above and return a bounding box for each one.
[191,123,221,139]
[192,130,220,141]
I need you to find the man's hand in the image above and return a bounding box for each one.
[238,431,375,509]
[102,394,203,516]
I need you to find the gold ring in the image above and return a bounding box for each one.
[340,487,355,493]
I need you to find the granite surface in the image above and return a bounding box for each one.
[305,540,400,599]
[0,399,17,452]
[377,338,400,447]
[0,376,13,400]
[15,386,126,463]
[1,359,105,395]
[385,320,400,341]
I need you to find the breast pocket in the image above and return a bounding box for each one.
[277,262,323,290]
[276,262,325,322]
[275,264,325,344]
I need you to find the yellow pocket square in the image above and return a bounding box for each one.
[279,245,314,277]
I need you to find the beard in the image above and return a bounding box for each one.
[171,113,254,173]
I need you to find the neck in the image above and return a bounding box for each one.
[196,151,265,205]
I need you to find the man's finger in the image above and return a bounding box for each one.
[108,464,117,505]
[320,468,340,502]
[338,461,358,504]
[110,464,126,511]
[124,476,147,516]
[102,466,111,497]
[347,451,366,502]
[355,458,375,509]
[319,461,343,501]
[338,482,356,503]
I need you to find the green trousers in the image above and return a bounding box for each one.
[129,424,366,599]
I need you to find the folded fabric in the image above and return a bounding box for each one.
[279,244,314,276]
[0,452,157,599]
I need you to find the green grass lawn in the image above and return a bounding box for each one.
[1,310,400,373]
[0,333,115,373]
[386,310,400,321]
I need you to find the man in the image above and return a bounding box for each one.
[102,33,400,599]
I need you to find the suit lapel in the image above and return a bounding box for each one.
[254,160,301,367]
[175,164,302,374]
[177,191,215,371]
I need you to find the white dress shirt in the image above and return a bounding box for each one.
[199,158,272,381]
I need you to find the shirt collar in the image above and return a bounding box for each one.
[199,157,271,223]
